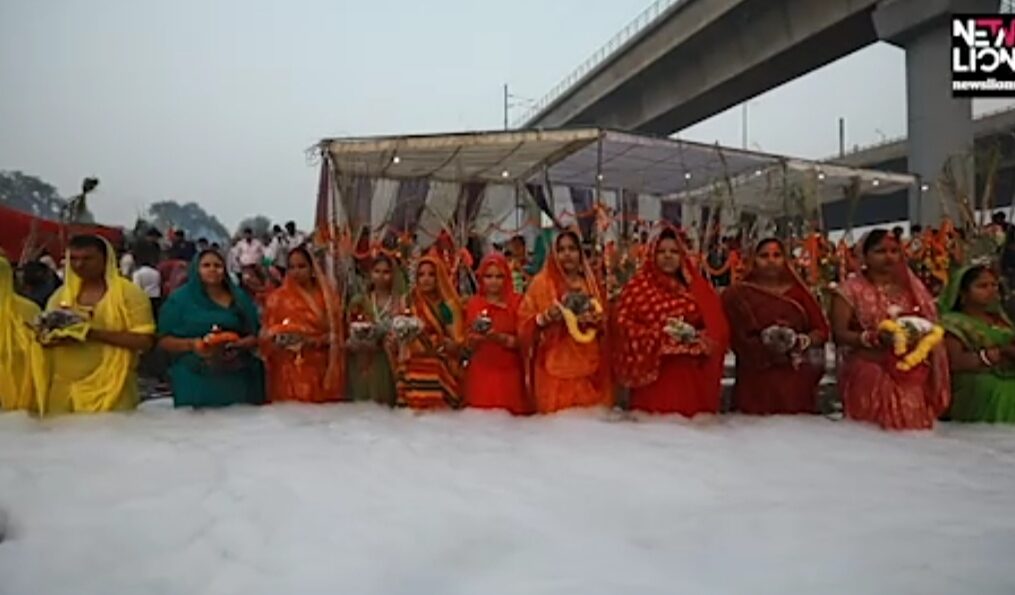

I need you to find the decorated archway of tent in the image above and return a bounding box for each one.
[314,128,917,257]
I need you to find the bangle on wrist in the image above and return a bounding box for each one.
[978,350,994,368]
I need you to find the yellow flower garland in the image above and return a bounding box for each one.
[876,318,945,371]
[561,298,603,344]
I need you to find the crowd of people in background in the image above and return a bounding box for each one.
[3,213,1015,431]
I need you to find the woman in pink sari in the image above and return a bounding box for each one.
[830,229,950,430]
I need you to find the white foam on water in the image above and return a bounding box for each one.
[2,402,1014,595]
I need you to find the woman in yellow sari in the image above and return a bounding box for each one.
[0,256,48,412]
[43,235,156,413]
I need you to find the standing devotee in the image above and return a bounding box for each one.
[518,230,611,413]
[283,221,307,255]
[396,255,465,409]
[169,230,196,262]
[118,248,135,277]
[262,247,344,403]
[940,265,1015,423]
[42,235,155,413]
[18,260,61,309]
[239,258,278,314]
[464,253,527,414]
[346,254,404,405]
[507,234,535,293]
[158,257,189,300]
[0,256,48,412]
[613,227,728,416]
[722,239,828,414]
[266,225,285,270]
[157,249,265,408]
[38,250,59,275]
[231,228,266,274]
[132,253,163,316]
[830,229,950,430]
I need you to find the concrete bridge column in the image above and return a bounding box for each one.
[904,20,974,224]
[875,0,994,225]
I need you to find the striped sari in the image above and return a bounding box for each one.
[396,255,465,409]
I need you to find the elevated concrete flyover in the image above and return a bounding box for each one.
[523,0,883,134]
[522,0,998,224]
[823,107,1015,228]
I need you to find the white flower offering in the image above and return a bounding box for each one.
[391,314,423,344]
[350,320,377,342]
[32,307,89,344]
[664,317,697,343]
[761,325,798,355]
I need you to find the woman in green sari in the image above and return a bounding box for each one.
[345,254,404,405]
[157,250,265,408]
[940,264,1015,423]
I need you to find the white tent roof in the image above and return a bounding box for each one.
[321,129,915,216]
[664,158,916,214]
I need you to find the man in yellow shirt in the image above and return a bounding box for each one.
[43,235,155,413]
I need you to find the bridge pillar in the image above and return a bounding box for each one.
[874,0,994,225]
[903,18,973,225]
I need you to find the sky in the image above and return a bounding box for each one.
[1,0,1011,231]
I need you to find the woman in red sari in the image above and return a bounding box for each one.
[464,253,527,414]
[397,255,465,409]
[518,229,611,413]
[722,238,829,414]
[262,247,344,403]
[614,226,729,416]
[831,229,950,430]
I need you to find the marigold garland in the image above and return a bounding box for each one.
[877,318,945,371]
[560,298,603,344]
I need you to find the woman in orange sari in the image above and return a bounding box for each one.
[464,253,527,414]
[722,239,829,414]
[262,247,344,403]
[518,230,611,413]
[614,226,729,416]
[397,255,465,409]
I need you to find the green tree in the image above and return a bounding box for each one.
[236,215,273,240]
[0,170,94,222]
[147,201,231,244]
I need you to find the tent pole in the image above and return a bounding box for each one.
[594,132,604,245]
[542,165,558,228]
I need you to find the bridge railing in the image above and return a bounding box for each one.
[514,0,687,128]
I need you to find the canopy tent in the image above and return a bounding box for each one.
[316,128,917,246]
[0,203,124,264]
